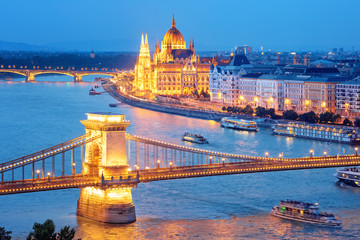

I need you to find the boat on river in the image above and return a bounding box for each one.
[182,133,209,144]
[271,200,342,227]
[220,117,259,131]
[272,122,360,144]
[336,167,360,187]
[89,87,101,95]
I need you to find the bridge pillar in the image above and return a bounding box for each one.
[25,71,35,82]
[74,74,82,82]
[77,112,136,223]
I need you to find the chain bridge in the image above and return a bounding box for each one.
[0,68,121,82]
[1,112,360,223]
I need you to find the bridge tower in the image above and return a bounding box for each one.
[25,71,35,82]
[77,112,136,223]
[73,73,83,82]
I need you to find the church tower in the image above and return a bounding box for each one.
[135,33,152,92]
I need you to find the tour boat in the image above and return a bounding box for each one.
[220,117,259,131]
[89,87,101,95]
[271,200,342,227]
[335,167,360,187]
[272,122,360,144]
[182,133,209,144]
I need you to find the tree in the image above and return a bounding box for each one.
[221,106,226,111]
[319,111,340,123]
[298,111,319,123]
[226,106,233,112]
[283,110,298,120]
[355,118,360,127]
[255,106,267,117]
[56,226,76,240]
[0,227,12,240]
[267,108,275,117]
[241,105,254,115]
[271,114,282,119]
[27,219,56,240]
[343,118,353,126]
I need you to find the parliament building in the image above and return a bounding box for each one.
[134,13,210,96]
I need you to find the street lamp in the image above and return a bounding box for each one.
[72,162,76,175]
[169,162,173,170]
[310,149,314,158]
[324,151,327,158]
[279,154,282,159]
[355,147,358,156]
[47,172,51,179]
[36,169,40,179]
[209,156,212,164]
[157,160,160,168]
[222,158,225,167]
[265,152,269,158]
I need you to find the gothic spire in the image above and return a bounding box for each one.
[141,33,144,45]
[145,33,148,45]
[172,11,176,27]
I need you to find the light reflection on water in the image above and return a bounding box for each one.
[1,77,360,239]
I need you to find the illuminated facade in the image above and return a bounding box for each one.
[134,13,210,96]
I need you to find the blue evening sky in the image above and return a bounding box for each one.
[1,0,359,52]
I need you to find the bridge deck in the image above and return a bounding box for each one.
[136,157,360,182]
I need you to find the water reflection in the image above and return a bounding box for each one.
[1,79,360,239]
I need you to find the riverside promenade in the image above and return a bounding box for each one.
[103,82,230,121]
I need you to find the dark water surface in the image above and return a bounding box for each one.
[0,76,359,239]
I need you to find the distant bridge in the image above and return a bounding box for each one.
[1,112,359,224]
[0,68,125,82]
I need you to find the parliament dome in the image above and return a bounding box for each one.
[161,13,186,49]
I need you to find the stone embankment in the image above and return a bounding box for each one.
[103,83,230,121]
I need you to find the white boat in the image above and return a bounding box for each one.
[335,167,360,187]
[182,133,209,144]
[220,117,259,131]
[271,200,342,227]
[272,122,360,144]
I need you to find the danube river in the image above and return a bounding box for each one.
[1,76,360,239]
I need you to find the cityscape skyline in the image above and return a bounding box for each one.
[1,0,360,52]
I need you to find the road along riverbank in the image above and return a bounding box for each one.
[103,83,231,121]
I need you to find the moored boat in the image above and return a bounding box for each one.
[182,133,209,144]
[89,87,101,95]
[336,167,360,187]
[220,117,259,131]
[271,200,342,227]
[272,122,360,144]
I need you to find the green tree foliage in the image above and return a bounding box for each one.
[26,220,78,240]
[283,110,299,120]
[56,226,76,240]
[199,89,210,99]
[354,118,360,127]
[241,105,254,115]
[343,118,353,126]
[255,107,276,118]
[27,219,56,240]
[319,111,341,123]
[255,107,267,117]
[298,111,319,123]
[0,227,12,240]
